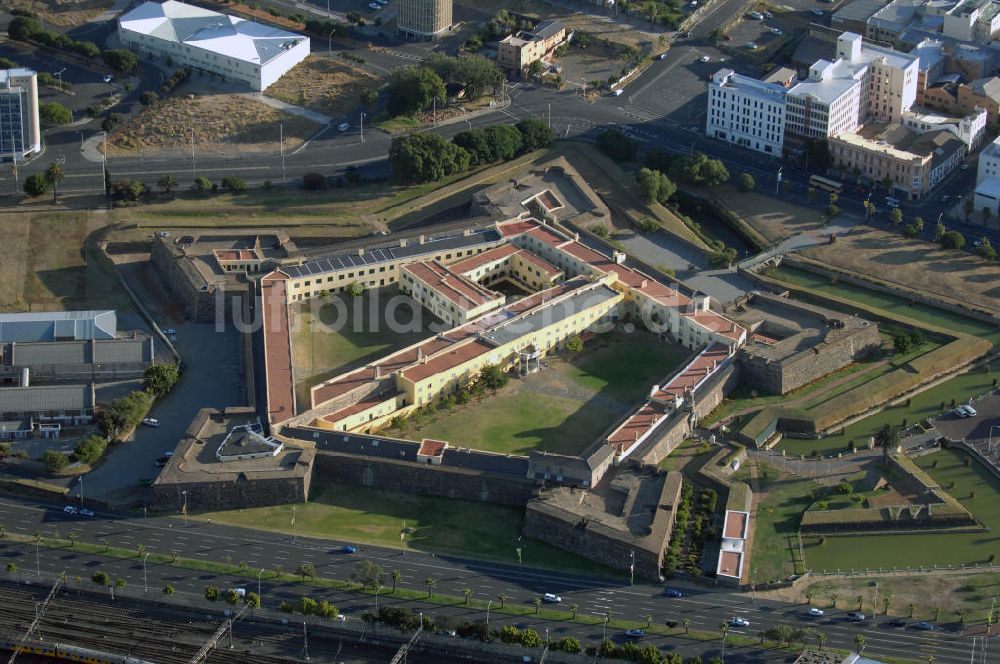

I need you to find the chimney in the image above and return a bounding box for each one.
[358,247,365,256]
[418,235,426,245]
[640,279,648,288]
[417,347,424,361]
[399,239,408,248]
[374,365,381,379]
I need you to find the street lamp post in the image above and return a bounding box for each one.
[279,123,286,184]
[77,476,84,507]
[486,600,493,628]
[360,112,365,144]
[54,68,65,92]
[258,567,266,599]
[629,550,635,586]
[776,166,783,195]
[143,552,149,592]
[603,614,609,642]
[181,490,187,520]
[375,584,383,614]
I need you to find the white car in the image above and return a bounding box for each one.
[143,417,161,427]
[808,608,825,617]
[885,197,900,208]
[811,8,825,15]
[63,506,79,515]
[729,617,750,628]
[162,327,177,335]
[80,508,95,518]
[103,74,114,83]
[744,42,758,50]
[962,404,978,417]
[747,11,763,19]
[338,122,351,132]
[700,55,711,62]
[771,28,783,35]
[659,53,669,60]
[542,593,562,603]
[368,2,380,8]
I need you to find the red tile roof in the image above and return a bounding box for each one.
[653,343,730,401]
[498,219,544,237]
[606,401,668,453]
[448,244,520,274]
[418,438,448,457]
[718,550,743,578]
[402,260,501,309]
[214,249,261,262]
[260,271,295,423]
[321,391,398,423]
[400,338,496,383]
[724,511,749,539]
[687,311,745,342]
[514,248,562,277]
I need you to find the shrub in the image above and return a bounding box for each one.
[42,450,69,473]
[23,174,48,197]
[92,571,111,586]
[737,172,756,192]
[103,49,138,73]
[39,102,71,125]
[940,230,965,250]
[557,637,581,653]
[164,585,174,595]
[303,172,326,191]
[96,390,154,439]
[298,596,318,614]
[221,176,246,193]
[140,91,159,106]
[73,434,108,465]
[193,176,213,193]
[589,223,610,238]
[205,586,219,601]
[101,112,124,132]
[596,128,636,161]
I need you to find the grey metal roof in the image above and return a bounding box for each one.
[442,448,529,475]
[0,311,116,343]
[833,0,889,23]
[481,284,620,348]
[283,228,503,279]
[4,338,151,366]
[0,384,94,415]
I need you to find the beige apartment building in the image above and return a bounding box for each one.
[397,0,452,40]
[829,123,966,199]
[497,21,567,73]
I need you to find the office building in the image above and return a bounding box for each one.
[118,0,309,91]
[497,21,568,73]
[0,68,40,161]
[396,0,452,40]
[706,69,788,155]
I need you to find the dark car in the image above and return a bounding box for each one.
[888,618,907,627]
[847,612,867,622]
[342,545,357,554]
[624,629,645,638]
[912,621,935,631]
[665,588,683,598]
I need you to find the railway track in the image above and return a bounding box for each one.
[0,584,305,663]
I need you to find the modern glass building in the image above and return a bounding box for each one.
[0,68,40,162]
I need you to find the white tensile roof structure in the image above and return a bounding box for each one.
[119,0,306,67]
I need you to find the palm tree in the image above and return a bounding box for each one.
[875,423,900,467]
[857,594,864,611]
[682,618,691,634]
[830,593,838,609]
[462,588,473,605]
[932,606,941,622]
[424,577,436,598]
[645,614,653,629]
[805,591,813,605]
[817,631,828,652]
[44,162,64,204]
[570,603,579,619]
[533,597,542,614]
[882,594,892,615]
[497,593,508,609]
[957,609,968,625]
[854,633,866,654]
[909,602,916,618]
[391,570,402,594]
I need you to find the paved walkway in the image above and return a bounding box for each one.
[254,93,334,125]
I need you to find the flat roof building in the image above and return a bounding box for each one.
[118,0,309,91]
[0,68,40,161]
[0,311,117,343]
[706,69,788,156]
[497,21,568,73]
[0,384,95,423]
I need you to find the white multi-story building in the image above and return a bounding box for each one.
[0,68,40,161]
[705,69,787,156]
[901,105,987,148]
[117,0,309,92]
[835,32,919,123]
[785,58,865,139]
[974,134,1000,215]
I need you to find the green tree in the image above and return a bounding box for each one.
[391,569,402,593]
[23,174,47,198]
[42,450,69,473]
[516,117,554,150]
[637,167,676,205]
[565,336,584,353]
[532,597,542,614]
[478,364,509,392]
[934,222,947,242]
[298,596,318,614]
[389,133,470,184]
[826,204,840,219]
[7,16,41,41]
[892,333,912,355]
[164,585,174,595]
[225,589,240,604]
[521,628,542,647]
[423,53,502,101]
[913,216,924,233]
[854,633,865,654]
[346,281,365,297]
[425,577,437,597]
[385,66,446,116]
[360,88,379,107]
[737,172,756,192]
[353,560,385,590]
[39,102,72,125]
[103,49,138,72]
[296,563,315,581]
[92,571,111,586]
[144,363,180,398]
[557,637,581,653]
[140,91,159,106]
[158,174,177,194]
[964,197,975,220]
[596,128,637,161]
[74,434,108,465]
[193,176,213,193]
[890,207,903,226]
[205,586,219,601]
[44,162,64,204]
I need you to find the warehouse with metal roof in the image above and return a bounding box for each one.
[0,311,117,343]
[118,0,310,91]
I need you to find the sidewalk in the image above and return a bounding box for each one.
[254,92,334,125]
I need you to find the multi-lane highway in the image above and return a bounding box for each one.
[0,494,982,663]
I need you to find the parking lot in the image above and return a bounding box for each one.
[727,11,788,55]
[933,393,1000,443]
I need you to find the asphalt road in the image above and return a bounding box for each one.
[0,494,980,663]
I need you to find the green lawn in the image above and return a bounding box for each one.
[291,291,435,408]
[395,333,689,456]
[195,483,615,577]
[769,266,1000,344]
[742,463,815,584]
[802,448,1000,571]
[397,390,620,455]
